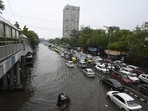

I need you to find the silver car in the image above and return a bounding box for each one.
[82,68,95,78]
[138,74,148,83]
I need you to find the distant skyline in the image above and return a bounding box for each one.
[2,0,148,39]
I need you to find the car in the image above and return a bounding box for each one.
[106,91,143,111]
[92,56,102,65]
[66,61,74,68]
[114,60,128,68]
[100,78,124,91]
[128,65,145,76]
[138,74,148,83]
[95,64,109,73]
[71,56,77,62]
[106,63,115,70]
[120,67,134,75]
[64,54,70,59]
[126,73,139,83]
[139,84,148,96]
[60,52,65,57]
[77,60,87,68]
[111,70,134,85]
[82,68,95,78]
[119,71,139,83]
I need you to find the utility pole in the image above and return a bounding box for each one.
[104,26,117,59]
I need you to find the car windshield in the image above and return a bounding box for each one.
[100,65,106,69]
[127,100,139,106]
[88,70,93,73]
[128,73,136,77]
[112,80,122,86]
[121,74,128,78]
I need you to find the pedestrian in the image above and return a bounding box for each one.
[57,93,62,106]
[61,93,66,101]
[105,63,108,71]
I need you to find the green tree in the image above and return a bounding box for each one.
[69,29,79,47]
[14,22,21,29]
[21,26,39,49]
[79,26,93,50]
[61,37,70,45]
[110,29,132,51]
[128,24,148,64]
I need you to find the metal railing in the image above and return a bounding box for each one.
[0,43,22,62]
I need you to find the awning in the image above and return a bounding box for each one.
[105,50,127,56]
[88,47,98,52]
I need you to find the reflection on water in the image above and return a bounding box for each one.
[0,89,34,111]
[0,44,61,111]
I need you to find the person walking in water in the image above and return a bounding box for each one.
[61,93,66,101]
[57,93,62,106]
[57,93,66,106]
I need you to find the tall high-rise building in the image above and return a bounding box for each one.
[63,4,80,38]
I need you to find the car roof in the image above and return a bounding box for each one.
[108,78,119,82]
[86,68,93,71]
[79,60,86,63]
[117,92,134,101]
[128,65,138,69]
[122,67,133,70]
[68,61,73,63]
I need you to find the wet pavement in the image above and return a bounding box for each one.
[0,44,147,111]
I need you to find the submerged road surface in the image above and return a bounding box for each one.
[0,44,147,111]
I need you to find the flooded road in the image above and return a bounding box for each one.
[0,44,147,111]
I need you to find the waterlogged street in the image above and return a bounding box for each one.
[0,44,148,111]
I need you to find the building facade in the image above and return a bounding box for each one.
[63,5,80,38]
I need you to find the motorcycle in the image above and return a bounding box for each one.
[57,95,70,106]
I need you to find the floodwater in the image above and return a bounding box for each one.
[0,44,147,111]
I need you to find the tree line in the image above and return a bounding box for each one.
[49,23,148,66]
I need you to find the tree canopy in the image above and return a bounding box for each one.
[50,22,148,65]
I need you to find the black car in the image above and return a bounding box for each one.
[100,78,124,91]
[140,84,148,96]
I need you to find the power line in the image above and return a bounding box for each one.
[3,11,62,24]
[7,19,62,33]
[6,0,16,21]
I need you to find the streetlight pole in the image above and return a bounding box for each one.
[107,30,111,59]
[104,26,111,59]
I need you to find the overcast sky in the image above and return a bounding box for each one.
[2,0,148,39]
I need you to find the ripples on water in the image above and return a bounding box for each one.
[0,44,66,111]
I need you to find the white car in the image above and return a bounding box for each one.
[127,65,139,70]
[82,68,95,78]
[106,91,143,111]
[66,61,74,68]
[119,71,139,83]
[126,73,139,83]
[95,64,109,73]
[121,67,135,75]
[107,63,115,70]
[138,74,148,83]
[77,60,87,68]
